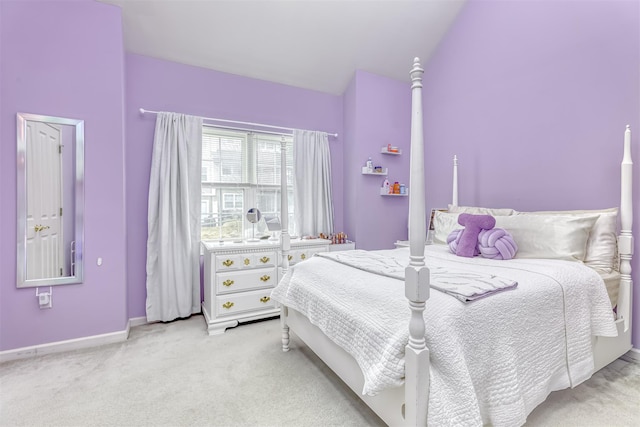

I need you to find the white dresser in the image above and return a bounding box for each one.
[201,238,330,335]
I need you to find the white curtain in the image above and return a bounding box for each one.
[293,130,334,237]
[146,112,203,322]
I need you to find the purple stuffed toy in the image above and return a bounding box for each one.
[454,213,496,257]
[478,228,518,260]
[447,229,477,256]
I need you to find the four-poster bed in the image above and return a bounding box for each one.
[273,57,634,426]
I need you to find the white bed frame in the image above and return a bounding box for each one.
[278,58,634,426]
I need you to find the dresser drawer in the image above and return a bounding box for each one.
[215,251,276,271]
[216,289,276,316]
[216,267,277,294]
[288,246,327,265]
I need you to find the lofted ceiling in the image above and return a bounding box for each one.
[99,0,466,95]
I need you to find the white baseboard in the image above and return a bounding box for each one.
[621,347,640,363]
[0,328,129,364]
[0,317,150,364]
[128,316,148,328]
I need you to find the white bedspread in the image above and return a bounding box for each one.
[271,245,617,427]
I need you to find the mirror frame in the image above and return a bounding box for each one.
[16,113,85,288]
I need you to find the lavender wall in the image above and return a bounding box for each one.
[343,70,412,250]
[125,54,343,319]
[422,0,640,346]
[0,0,127,351]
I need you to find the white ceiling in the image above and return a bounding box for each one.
[99,0,466,95]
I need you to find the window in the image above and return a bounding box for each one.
[201,127,294,241]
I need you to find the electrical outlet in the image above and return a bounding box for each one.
[36,287,53,309]
[38,292,52,309]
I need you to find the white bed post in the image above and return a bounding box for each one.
[618,125,633,332]
[452,155,459,207]
[404,57,430,427]
[280,135,291,351]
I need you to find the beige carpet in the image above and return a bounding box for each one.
[1,315,638,426]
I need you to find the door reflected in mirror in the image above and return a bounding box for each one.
[17,113,84,288]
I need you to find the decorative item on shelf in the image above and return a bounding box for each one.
[382,178,390,194]
[365,157,373,173]
[380,185,409,196]
[362,166,388,175]
[400,183,406,195]
[393,181,400,194]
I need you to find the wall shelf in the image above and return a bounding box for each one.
[362,167,388,176]
[364,149,403,197]
[380,187,409,196]
[381,147,402,155]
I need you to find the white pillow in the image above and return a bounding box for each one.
[495,214,599,261]
[432,211,461,245]
[517,208,618,272]
[448,205,516,216]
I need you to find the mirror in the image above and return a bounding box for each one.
[264,215,281,241]
[246,208,262,224]
[246,208,261,242]
[16,113,84,288]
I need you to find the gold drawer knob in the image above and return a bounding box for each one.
[244,258,250,266]
[260,296,270,303]
[288,255,293,261]
[222,279,234,287]
[301,253,306,260]
[222,301,234,309]
[222,259,234,267]
[260,256,270,263]
[260,275,271,282]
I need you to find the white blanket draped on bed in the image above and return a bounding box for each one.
[316,250,518,302]
[271,245,617,427]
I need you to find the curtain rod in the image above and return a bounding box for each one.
[139,108,338,138]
